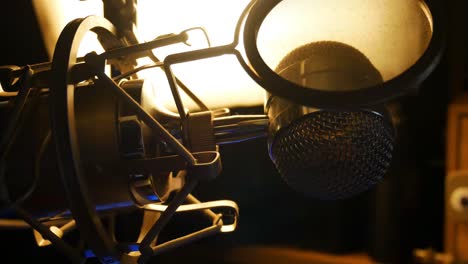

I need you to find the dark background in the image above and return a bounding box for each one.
[0,0,459,263]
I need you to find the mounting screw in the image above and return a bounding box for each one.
[450,187,468,214]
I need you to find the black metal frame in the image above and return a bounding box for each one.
[47,14,235,263]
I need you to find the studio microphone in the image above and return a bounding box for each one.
[267,41,395,200]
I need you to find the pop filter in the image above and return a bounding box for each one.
[242,0,444,108]
[235,0,444,199]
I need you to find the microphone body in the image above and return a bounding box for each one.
[266,41,395,200]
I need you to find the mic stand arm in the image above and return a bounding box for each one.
[213,115,268,144]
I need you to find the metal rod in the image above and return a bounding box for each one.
[176,78,210,112]
[151,223,221,257]
[61,220,77,234]
[0,219,30,229]
[14,206,84,264]
[147,39,210,111]
[214,125,266,135]
[101,33,188,60]
[9,59,84,77]
[213,114,268,126]
[138,178,198,262]
[215,131,267,145]
[7,33,188,84]
[212,115,268,144]
[186,194,218,220]
[214,118,268,133]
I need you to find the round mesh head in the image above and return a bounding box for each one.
[269,110,394,200]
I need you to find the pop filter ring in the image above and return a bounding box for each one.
[242,0,447,108]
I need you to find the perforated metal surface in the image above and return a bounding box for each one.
[270,110,394,200]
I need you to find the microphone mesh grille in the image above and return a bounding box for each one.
[270,110,394,200]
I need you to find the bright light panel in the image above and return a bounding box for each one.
[137,0,266,112]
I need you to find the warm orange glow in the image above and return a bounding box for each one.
[137,0,433,110]
[33,0,434,111]
[136,0,265,112]
[33,0,104,59]
[257,0,433,87]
